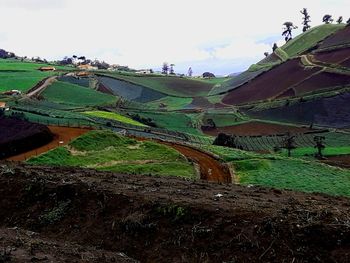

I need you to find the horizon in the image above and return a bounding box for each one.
[0,0,349,75]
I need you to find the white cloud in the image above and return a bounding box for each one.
[0,0,349,74]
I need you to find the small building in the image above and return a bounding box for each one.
[136,69,152,74]
[77,64,98,71]
[38,66,56,71]
[76,71,90,77]
[2,90,22,96]
[0,102,9,111]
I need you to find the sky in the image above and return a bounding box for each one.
[0,0,349,75]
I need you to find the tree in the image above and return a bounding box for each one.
[300,8,311,32]
[169,63,175,74]
[337,16,343,24]
[188,67,193,77]
[162,62,169,75]
[264,52,269,57]
[314,136,326,158]
[282,22,298,42]
[323,14,333,24]
[281,133,296,157]
[202,72,215,78]
[272,43,278,52]
[347,18,350,25]
[206,119,216,128]
[213,133,237,148]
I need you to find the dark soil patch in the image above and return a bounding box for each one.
[319,26,350,50]
[247,92,350,128]
[1,163,350,262]
[294,71,350,95]
[222,58,321,105]
[323,155,350,169]
[341,58,350,68]
[0,118,53,159]
[314,47,350,64]
[202,121,311,136]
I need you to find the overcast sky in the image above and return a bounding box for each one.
[0,0,348,75]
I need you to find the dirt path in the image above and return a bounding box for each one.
[7,126,91,161]
[161,141,232,183]
[322,155,350,169]
[26,76,57,98]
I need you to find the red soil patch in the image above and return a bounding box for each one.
[222,58,321,105]
[323,155,350,169]
[319,26,350,50]
[2,163,350,262]
[341,58,350,68]
[202,121,311,136]
[294,71,350,95]
[161,141,232,183]
[7,126,91,161]
[0,118,53,159]
[314,47,350,64]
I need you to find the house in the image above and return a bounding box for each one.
[76,71,90,77]
[136,69,152,74]
[0,102,9,111]
[38,66,56,71]
[2,90,21,96]
[77,64,98,71]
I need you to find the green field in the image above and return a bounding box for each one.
[28,130,196,178]
[0,59,71,92]
[201,144,350,197]
[281,24,345,57]
[42,81,117,106]
[145,96,192,110]
[84,110,146,127]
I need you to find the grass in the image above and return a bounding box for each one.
[83,111,146,127]
[27,130,196,179]
[282,146,350,157]
[42,81,117,106]
[0,59,71,92]
[281,24,345,57]
[202,144,350,197]
[145,96,192,110]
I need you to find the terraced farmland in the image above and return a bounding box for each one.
[314,47,350,64]
[42,81,117,106]
[318,25,350,51]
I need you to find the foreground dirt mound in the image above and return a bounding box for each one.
[0,117,53,159]
[1,163,350,262]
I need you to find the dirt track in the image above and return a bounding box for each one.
[161,141,232,183]
[1,163,350,262]
[26,76,57,98]
[7,126,90,161]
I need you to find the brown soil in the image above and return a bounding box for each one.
[294,71,350,95]
[222,58,321,105]
[0,118,53,159]
[161,141,232,183]
[322,155,350,169]
[1,162,350,262]
[202,121,312,136]
[314,47,350,64]
[319,26,350,50]
[7,126,91,161]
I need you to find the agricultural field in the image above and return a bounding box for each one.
[318,25,350,51]
[313,47,350,65]
[83,110,146,127]
[28,130,196,178]
[41,81,117,106]
[0,59,71,92]
[145,96,192,110]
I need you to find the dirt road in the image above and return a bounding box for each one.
[161,141,232,183]
[26,76,57,98]
[1,163,350,262]
[7,126,90,161]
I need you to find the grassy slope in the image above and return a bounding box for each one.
[28,130,196,178]
[0,59,71,92]
[281,24,345,57]
[203,144,350,197]
[84,111,146,127]
[145,96,192,110]
[42,81,116,106]
[100,73,214,97]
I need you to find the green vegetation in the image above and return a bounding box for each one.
[28,130,196,179]
[274,48,289,61]
[201,144,350,197]
[282,146,350,157]
[84,111,146,127]
[0,59,71,92]
[145,96,192,110]
[281,24,345,57]
[42,81,116,106]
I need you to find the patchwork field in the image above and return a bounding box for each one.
[314,47,350,65]
[318,25,350,51]
[83,110,146,127]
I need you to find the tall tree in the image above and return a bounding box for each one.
[347,18,350,25]
[282,133,297,157]
[169,63,175,74]
[272,43,278,52]
[337,16,343,24]
[188,67,193,77]
[323,14,334,24]
[282,22,298,42]
[162,62,169,75]
[314,136,326,158]
[300,8,311,32]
